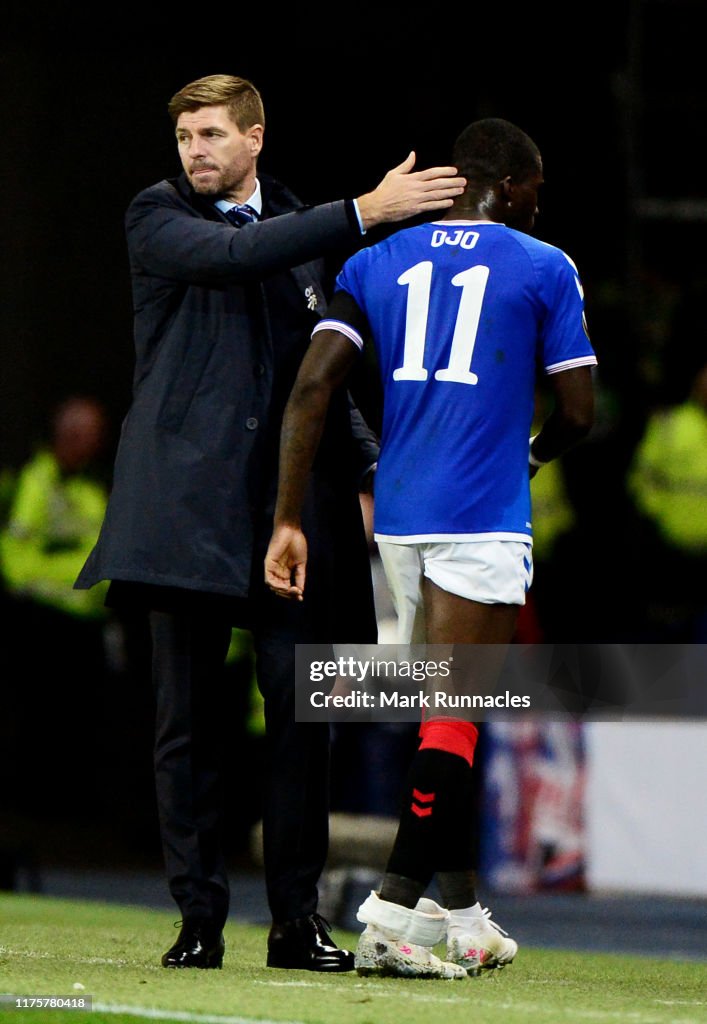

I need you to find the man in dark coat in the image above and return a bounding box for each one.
[76,73,465,971]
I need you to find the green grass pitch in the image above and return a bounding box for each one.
[1,893,705,1024]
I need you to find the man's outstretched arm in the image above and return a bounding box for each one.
[265,330,360,599]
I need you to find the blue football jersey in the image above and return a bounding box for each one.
[314,220,596,543]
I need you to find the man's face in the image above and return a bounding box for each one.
[506,160,544,232]
[175,105,263,202]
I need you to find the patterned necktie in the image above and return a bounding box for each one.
[224,204,259,227]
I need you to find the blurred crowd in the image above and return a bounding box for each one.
[522,270,707,645]
[0,397,264,873]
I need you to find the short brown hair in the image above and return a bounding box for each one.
[168,74,265,131]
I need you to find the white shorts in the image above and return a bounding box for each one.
[377,540,533,644]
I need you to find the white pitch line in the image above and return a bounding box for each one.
[253,980,707,1019]
[655,1001,706,1007]
[253,979,470,1004]
[255,981,707,1022]
[0,947,139,968]
[651,1003,700,1011]
[93,1004,304,1024]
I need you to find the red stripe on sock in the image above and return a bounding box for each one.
[418,720,479,768]
[411,789,436,804]
[411,804,433,818]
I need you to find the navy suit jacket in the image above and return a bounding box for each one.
[77,172,378,639]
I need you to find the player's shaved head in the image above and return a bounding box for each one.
[452,118,541,186]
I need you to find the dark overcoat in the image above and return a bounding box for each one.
[77,172,378,639]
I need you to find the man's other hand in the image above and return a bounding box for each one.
[265,524,307,600]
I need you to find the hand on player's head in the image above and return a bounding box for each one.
[357,153,466,229]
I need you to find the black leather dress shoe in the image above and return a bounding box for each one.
[267,914,355,972]
[161,921,225,969]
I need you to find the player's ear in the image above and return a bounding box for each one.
[500,176,513,204]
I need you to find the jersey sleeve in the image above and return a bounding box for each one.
[539,249,597,375]
[311,253,372,352]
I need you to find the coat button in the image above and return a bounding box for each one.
[255,363,265,377]
[245,417,259,430]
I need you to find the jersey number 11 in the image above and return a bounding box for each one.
[393,261,490,385]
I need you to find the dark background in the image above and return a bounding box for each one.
[4,3,706,464]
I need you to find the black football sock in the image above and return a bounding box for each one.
[437,869,477,910]
[383,748,476,906]
[378,872,426,909]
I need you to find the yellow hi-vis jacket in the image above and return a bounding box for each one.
[629,401,707,553]
[0,450,108,618]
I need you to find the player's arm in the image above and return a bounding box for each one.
[532,250,596,475]
[529,366,594,477]
[265,296,367,599]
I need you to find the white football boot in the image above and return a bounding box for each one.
[355,892,466,979]
[446,902,518,976]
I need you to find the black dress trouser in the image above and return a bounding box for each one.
[149,603,330,928]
